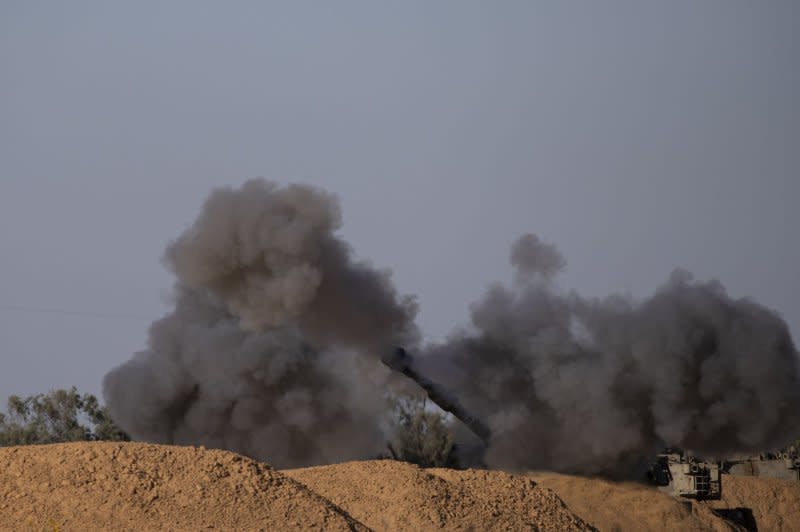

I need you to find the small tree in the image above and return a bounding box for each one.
[0,387,129,446]
[389,395,457,468]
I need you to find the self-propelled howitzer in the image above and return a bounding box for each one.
[381,347,491,444]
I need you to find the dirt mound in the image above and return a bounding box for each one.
[0,442,592,530]
[706,475,800,532]
[3,442,797,531]
[0,442,366,531]
[529,472,738,532]
[285,460,594,531]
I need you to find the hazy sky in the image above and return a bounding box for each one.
[1,1,798,403]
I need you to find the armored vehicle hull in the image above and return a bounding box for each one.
[724,454,800,481]
[648,451,721,500]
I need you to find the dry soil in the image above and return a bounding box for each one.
[286,459,593,531]
[0,442,366,531]
[1,442,798,531]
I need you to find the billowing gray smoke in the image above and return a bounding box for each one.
[104,180,800,475]
[414,234,800,476]
[103,179,418,467]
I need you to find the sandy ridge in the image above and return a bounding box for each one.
[2,442,799,531]
[286,459,594,531]
[0,442,367,531]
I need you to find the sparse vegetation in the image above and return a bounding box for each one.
[0,387,129,446]
[389,395,458,468]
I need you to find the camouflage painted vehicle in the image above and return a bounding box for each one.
[647,449,722,500]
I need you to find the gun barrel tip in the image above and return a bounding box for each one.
[381,346,409,371]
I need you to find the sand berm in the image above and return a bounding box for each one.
[1,442,798,531]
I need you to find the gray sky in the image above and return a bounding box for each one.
[1,1,798,403]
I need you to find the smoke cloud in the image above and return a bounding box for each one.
[103,179,418,467]
[104,181,800,476]
[414,234,800,475]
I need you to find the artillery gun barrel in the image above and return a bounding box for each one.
[382,347,491,443]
